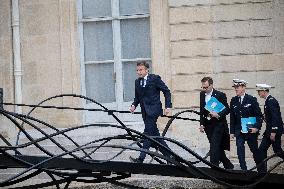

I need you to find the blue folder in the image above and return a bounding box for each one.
[241,117,256,133]
[204,97,225,113]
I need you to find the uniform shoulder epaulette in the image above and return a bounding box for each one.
[249,95,257,100]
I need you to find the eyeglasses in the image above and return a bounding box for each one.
[201,85,210,90]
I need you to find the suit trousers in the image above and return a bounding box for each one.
[236,133,263,171]
[259,134,284,171]
[138,115,170,161]
[205,123,232,168]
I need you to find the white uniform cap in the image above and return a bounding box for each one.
[256,83,272,91]
[232,79,248,87]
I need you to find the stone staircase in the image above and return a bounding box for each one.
[7,122,210,161]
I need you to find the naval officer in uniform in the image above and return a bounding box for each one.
[256,84,284,172]
[230,79,264,171]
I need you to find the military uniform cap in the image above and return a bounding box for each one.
[232,79,248,87]
[256,83,272,91]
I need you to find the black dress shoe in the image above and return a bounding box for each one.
[167,155,178,165]
[224,162,234,170]
[166,160,174,165]
[257,166,267,173]
[129,156,143,163]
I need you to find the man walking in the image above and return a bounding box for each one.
[256,84,284,172]
[129,61,172,163]
[199,77,233,169]
[230,79,264,172]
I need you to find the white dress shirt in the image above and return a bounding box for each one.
[140,74,148,87]
[205,89,213,104]
[239,93,245,104]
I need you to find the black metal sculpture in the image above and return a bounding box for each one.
[0,94,283,189]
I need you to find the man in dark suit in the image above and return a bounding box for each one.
[230,79,264,172]
[129,61,172,163]
[256,84,284,172]
[199,77,233,169]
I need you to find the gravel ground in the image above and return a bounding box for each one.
[67,176,224,189]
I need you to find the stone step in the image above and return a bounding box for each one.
[15,124,144,147]
[14,137,210,161]
[14,124,211,161]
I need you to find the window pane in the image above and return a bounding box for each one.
[120,0,149,15]
[122,62,136,102]
[123,61,151,102]
[83,21,113,61]
[85,63,115,103]
[121,18,151,59]
[82,0,112,18]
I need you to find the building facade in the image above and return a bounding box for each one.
[0,0,283,170]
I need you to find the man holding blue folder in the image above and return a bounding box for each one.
[200,77,233,169]
[230,79,264,172]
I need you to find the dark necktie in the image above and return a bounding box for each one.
[239,97,242,104]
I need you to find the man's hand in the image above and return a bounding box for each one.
[129,105,136,113]
[209,111,220,119]
[164,108,171,115]
[270,132,276,142]
[199,125,205,133]
[230,134,235,139]
[249,128,259,133]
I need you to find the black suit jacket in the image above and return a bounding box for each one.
[132,74,172,118]
[200,89,230,125]
[230,94,263,137]
[200,89,230,150]
[264,95,283,135]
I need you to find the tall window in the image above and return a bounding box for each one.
[79,0,151,104]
